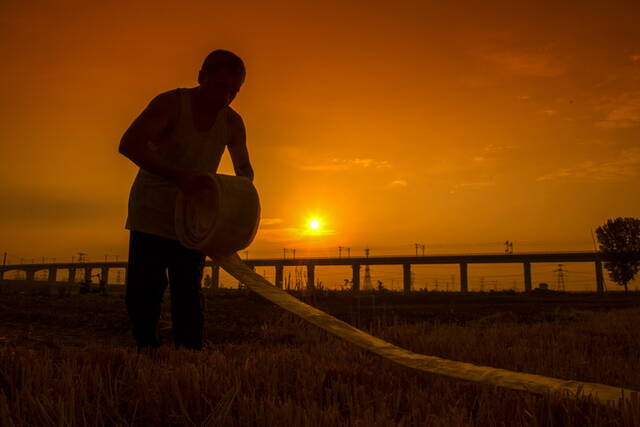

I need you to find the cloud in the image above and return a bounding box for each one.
[256,225,337,243]
[594,91,640,128]
[0,188,118,224]
[536,148,640,182]
[483,144,517,153]
[454,181,494,189]
[386,179,407,189]
[300,157,392,171]
[449,179,495,194]
[259,218,284,227]
[483,51,566,77]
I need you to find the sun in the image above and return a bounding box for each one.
[300,214,334,237]
[308,218,321,230]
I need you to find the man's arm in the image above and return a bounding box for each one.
[228,112,254,181]
[118,91,198,192]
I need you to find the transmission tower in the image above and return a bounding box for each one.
[363,248,372,290]
[553,264,567,291]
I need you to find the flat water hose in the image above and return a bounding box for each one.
[175,173,637,405]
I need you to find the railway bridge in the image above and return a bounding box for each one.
[0,251,624,293]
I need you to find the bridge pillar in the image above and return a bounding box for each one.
[101,266,109,285]
[352,264,360,291]
[595,260,604,294]
[238,264,255,289]
[307,264,315,290]
[403,263,412,293]
[275,265,283,289]
[68,268,76,283]
[523,262,532,292]
[211,265,220,289]
[48,267,57,282]
[459,263,468,292]
[25,270,35,282]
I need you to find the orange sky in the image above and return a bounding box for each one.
[1,0,639,261]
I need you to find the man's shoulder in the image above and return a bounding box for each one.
[147,89,183,120]
[226,106,244,126]
[152,88,183,107]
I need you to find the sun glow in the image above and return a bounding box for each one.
[299,213,336,238]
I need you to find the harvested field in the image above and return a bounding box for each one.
[1,283,639,426]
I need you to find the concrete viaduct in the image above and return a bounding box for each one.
[0,252,624,293]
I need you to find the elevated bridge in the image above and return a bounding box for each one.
[1,251,629,293]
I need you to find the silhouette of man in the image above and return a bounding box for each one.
[119,50,253,350]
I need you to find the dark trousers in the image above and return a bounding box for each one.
[126,231,206,350]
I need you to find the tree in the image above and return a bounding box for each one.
[595,217,640,293]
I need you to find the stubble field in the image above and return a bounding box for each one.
[1,281,639,426]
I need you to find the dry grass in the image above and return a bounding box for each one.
[1,288,639,426]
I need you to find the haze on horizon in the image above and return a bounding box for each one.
[1,0,639,261]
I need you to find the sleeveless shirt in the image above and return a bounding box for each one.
[125,87,231,240]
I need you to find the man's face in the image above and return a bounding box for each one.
[199,67,244,108]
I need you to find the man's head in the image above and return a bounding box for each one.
[197,49,245,107]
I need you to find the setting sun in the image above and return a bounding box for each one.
[308,218,321,230]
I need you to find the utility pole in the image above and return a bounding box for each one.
[414,243,425,256]
[282,248,295,259]
[504,240,514,254]
[338,246,343,258]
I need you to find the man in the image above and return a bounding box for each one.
[119,49,253,350]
